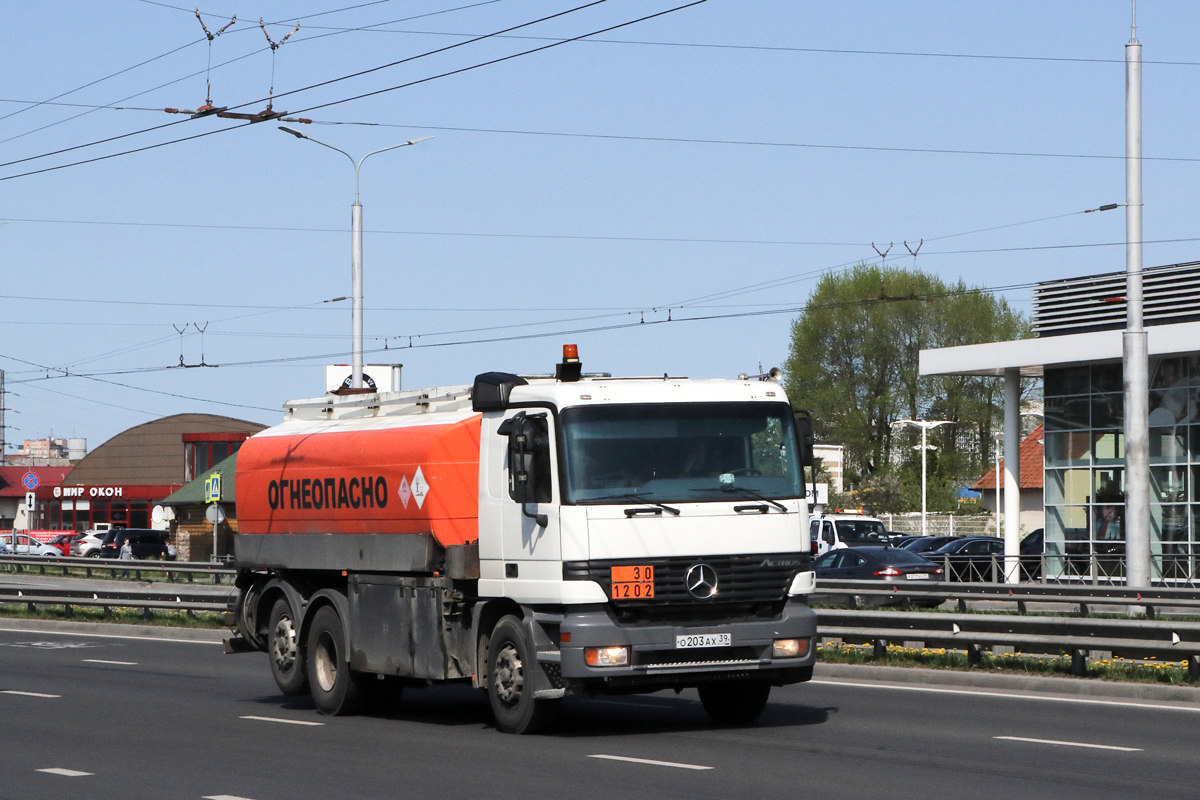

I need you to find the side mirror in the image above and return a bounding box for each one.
[792,410,815,467]
[498,411,549,528]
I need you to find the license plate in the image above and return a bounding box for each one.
[906,572,931,580]
[611,565,656,599]
[675,633,731,649]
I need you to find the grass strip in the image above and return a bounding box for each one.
[817,640,1196,685]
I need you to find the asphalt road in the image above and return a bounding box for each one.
[1,624,1198,800]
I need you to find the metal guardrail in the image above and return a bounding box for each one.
[0,554,236,583]
[0,581,235,617]
[813,579,1200,680]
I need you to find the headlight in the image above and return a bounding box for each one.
[584,646,629,667]
[772,638,810,659]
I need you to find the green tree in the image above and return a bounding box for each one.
[784,263,1030,508]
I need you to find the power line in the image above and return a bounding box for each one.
[314,119,1200,163]
[0,1,610,175]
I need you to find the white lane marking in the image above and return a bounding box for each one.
[589,754,713,770]
[3,690,61,698]
[83,658,138,666]
[37,768,92,777]
[995,735,1142,752]
[810,679,1200,713]
[239,715,324,727]
[203,795,257,800]
[0,627,221,644]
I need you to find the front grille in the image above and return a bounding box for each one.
[636,646,758,667]
[564,552,808,608]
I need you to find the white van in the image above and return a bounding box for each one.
[809,514,891,555]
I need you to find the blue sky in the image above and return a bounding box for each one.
[2,1,1197,451]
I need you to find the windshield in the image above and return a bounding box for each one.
[560,401,803,504]
[835,519,888,543]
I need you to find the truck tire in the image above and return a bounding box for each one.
[306,605,366,716]
[698,679,771,725]
[486,615,558,734]
[268,599,308,696]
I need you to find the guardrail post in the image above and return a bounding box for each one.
[1079,602,1090,617]
[64,604,73,618]
[1189,656,1200,682]
[944,555,951,582]
[1070,649,1087,676]
[991,555,998,584]
[85,566,91,578]
[967,643,982,666]
[1016,600,1027,615]
[872,638,889,659]
[957,598,967,613]
[188,572,193,584]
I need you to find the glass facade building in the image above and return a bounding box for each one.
[1044,356,1198,581]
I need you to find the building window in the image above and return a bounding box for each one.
[1044,357,1200,581]
[184,437,248,482]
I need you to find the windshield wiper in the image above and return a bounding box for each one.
[690,485,788,513]
[590,492,680,516]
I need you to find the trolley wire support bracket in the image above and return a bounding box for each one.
[194,9,236,113]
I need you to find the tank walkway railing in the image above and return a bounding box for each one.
[0,554,236,583]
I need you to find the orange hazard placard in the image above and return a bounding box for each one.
[611,565,655,599]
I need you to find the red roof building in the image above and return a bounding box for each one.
[973,424,1044,532]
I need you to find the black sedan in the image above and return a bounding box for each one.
[900,535,960,554]
[813,546,945,607]
[925,536,1006,581]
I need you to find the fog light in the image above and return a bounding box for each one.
[773,638,809,659]
[585,646,629,667]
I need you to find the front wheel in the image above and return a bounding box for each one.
[306,605,367,716]
[698,679,771,725]
[486,615,558,734]
[268,599,307,696]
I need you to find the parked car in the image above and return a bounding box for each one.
[71,529,110,558]
[99,529,175,561]
[813,545,946,607]
[898,535,960,554]
[925,536,1006,581]
[1018,528,1045,579]
[0,532,60,556]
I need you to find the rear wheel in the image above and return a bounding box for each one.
[306,605,367,716]
[268,599,307,696]
[698,679,771,725]
[486,615,558,734]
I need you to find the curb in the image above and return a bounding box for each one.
[0,616,227,642]
[814,661,1200,704]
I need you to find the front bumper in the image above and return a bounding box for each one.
[555,598,817,690]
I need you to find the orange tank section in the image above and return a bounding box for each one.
[236,415,482,547]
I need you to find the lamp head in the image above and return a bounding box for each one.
[278,126,307,139]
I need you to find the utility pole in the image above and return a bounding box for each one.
[1123,1,1151,589]
[0,369,6,466]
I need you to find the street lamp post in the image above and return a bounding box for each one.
[279,127,431,389]
[892,419,953,536]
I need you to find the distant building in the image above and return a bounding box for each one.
[813,442,845,494]
[973,424,1045,533]
[20,438,69,459]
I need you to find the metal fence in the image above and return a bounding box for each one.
[933,553,1200,588]
[881,514,996,536]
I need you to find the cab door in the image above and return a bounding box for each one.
[481,408,562,582]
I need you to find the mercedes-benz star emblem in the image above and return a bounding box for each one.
[685,563,718,600]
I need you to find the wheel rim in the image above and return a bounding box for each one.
[493,643,524,707]
[271,615,297,673]
[314,632,338,693]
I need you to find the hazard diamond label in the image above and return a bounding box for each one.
[398,475,412,509]
[411,466,429,509]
